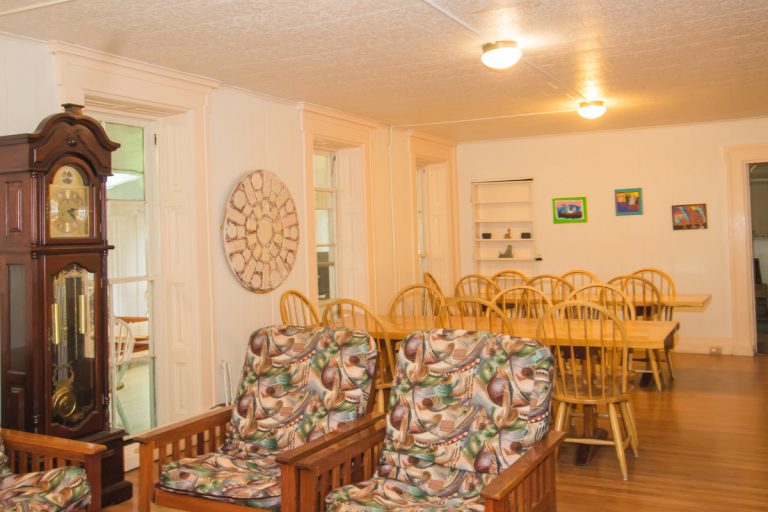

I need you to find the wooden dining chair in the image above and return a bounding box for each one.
[110,317,137,432]
[387,284,444,317]
[454,273,500,301]
[423,271,446,298]
[493,286,553,327]
[607,275,665,390]
[536,301,638,480]
[567,283,636,321]
[280,289,320,326]
[491,269,529,291]
[526,274,574,303]
[322,298,394,411]
[632,268,677,379]
[441,296,513,334]
[561,269,601,290]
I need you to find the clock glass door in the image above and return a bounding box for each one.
[51,264,96,428]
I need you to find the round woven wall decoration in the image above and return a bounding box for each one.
[222,170,299,293]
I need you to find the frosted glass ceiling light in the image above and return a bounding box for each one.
[577,100,607,119]
[481,41,522,70]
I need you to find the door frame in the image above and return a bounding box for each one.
[726,144,768,356]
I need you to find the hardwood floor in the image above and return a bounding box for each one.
[557,353,768,511]
[107,353,768,511]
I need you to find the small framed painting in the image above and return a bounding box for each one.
[553,197,587,223]
[671,203,708,230]
[615,188,643,216]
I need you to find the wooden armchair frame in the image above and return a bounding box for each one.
[1,428,106,512]
[135,407,385,512]
[292,421,566,512]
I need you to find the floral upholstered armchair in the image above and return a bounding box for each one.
[293,329,566,512]
[0,428,106,512]
[136,325,379,512]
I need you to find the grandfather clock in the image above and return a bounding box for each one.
[0,104,131,504]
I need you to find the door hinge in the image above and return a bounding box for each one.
[154,133,157,145]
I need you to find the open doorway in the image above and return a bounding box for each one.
[749,162,768,355]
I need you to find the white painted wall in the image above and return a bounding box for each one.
[458,117,768,355]
[206,87,305,401]
[0,35,58,134]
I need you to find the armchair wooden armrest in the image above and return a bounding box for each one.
[133,405,233,512]
[289,418,387,512]
[1,428,107,512]
[276,412,385,512]
[481,430,566,512]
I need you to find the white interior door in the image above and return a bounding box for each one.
[423,162,455,292]
[336,146,369,302]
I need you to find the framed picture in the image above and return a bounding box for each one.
[553,197,587,223]
[615,187,643,216]
[671,203,708,230]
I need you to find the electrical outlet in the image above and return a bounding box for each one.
[709,346,722,355]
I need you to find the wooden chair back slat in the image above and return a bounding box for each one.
[561,269,601,290]
[387,284,444,317]
[441,296,513,334]
[527,274,574,303]
[536,301,629,401]
[454,273,500,301]
[632,268,676,320]
[494,285,553,321]
[491,269,529,290]
[423,271,445,297]
[567,283,636,320]
[280,289,321,326]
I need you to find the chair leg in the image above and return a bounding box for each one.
[620,401,639,457]
[116,395,132,432]
[608,403,628,480]
[563,403,574,433]
[554,401,569,432]
[664,348,676,380]
[647,350,663,391]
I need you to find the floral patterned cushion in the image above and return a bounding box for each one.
[326,329,554,511]
[0,434,10,478]
[160,325,377,509]
[0,466,91,512]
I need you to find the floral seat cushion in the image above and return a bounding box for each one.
[0,434,10,479]
[161,451,281,510]
[0,466,91,512]
[159,325,377,508]
[326,329,554,512]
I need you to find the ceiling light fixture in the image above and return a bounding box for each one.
[577,100,607,120]
[481,41,522,70]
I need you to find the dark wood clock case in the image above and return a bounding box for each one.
[0,104,132,505]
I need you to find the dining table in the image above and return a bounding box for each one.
[376,314,679,353]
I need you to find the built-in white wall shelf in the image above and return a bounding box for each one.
[471,178,536,274]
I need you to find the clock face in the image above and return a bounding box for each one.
[49,165,90,238]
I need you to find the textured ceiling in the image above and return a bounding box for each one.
[1,0,767,141]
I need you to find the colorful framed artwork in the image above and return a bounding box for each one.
[615,188,643,216]
[671,203,708,230]
[553,197,587,223]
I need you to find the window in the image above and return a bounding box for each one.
[313,151,338,302]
